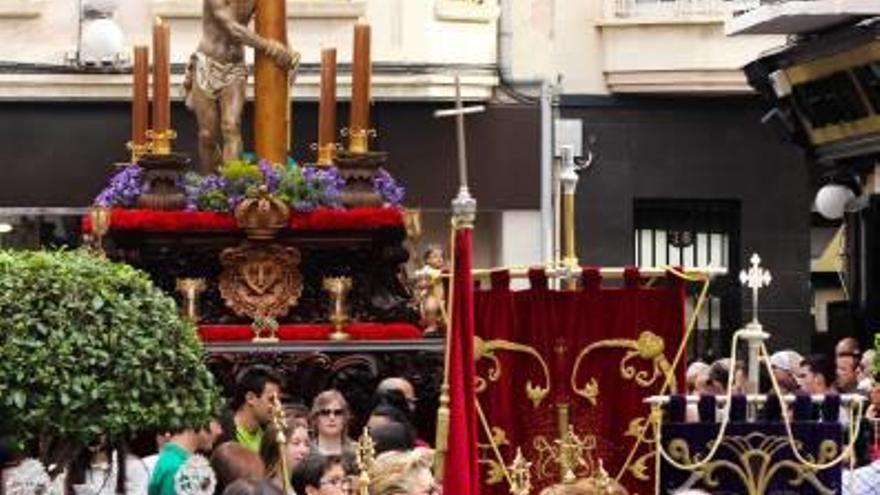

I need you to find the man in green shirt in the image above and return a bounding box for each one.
[218,366,283,453]
[148,421,221,495]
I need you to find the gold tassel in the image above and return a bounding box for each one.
[434,383,451,478]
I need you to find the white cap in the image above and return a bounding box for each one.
[770,350,803,373]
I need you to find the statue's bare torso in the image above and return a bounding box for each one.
[198,0,254,64]
[187,0,298,172]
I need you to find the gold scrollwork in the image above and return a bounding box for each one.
[666,432,837,495]
[474,336,551,408]
[477,427,511,485]
[570,330,676,406]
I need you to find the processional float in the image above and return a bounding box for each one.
[73,2,859,495]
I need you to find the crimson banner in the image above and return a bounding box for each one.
[474,268,685,494]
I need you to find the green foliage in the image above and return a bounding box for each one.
[220,159,263,198]
[0,250,221,453]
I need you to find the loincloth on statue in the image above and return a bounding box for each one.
[184,51,248,106]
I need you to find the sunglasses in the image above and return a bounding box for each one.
[318,408,346,417]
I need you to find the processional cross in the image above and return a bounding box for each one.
[739,253,772,325]
[434,74,485,219]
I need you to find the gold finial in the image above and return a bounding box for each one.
[270,394,293,495]
[557,425,588,484]
[583,459,625,494]
[356,427,376,495]
[508,448,532,495]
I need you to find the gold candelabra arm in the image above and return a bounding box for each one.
[126,140,153,163]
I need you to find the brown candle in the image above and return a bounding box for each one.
[131,45,149,146]
[318,48,337,163]
[349,22,371,137]
[152,19,170,133]
[254,0,289,165]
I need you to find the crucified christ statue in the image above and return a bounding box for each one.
[185,0,300,173]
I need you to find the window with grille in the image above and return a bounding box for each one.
[634,199,742,360]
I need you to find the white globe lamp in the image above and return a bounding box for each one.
[814,184,855,220]
[81,18,125,64]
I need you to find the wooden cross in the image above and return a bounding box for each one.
[434,74,485,194]
[739,253,772,324]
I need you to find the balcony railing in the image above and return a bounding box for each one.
[605,0,760,20]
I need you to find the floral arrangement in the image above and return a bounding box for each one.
[94,158,406,211]
[94,165,143,208]
[374,168,405,206]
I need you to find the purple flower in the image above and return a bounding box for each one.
[183,173,231,212]
[293,166,345,211]
[94,165,143,207]
[258,159,282,192]
[374,168,405,206]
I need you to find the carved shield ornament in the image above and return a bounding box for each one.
[219,243,303,319]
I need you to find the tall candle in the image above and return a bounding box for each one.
[349,22,371,137]
[152,19,170,133]
[318,48,337,163]
[131,45,149,146]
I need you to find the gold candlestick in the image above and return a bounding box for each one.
[175,278,206,322]
[145,128,178,156]
[89,206,111,255]
[323,276,353,341]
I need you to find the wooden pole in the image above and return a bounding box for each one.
[349,22,371,153]
[317,47,337,165]
[152,20,170,134]
[131,45,149,160]
[255,0,289,165]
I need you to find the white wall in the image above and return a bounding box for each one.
[0,0,500,100]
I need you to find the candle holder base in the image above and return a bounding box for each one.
[329,325,351,341]
[334,150,387,208]
[136,152,190,210]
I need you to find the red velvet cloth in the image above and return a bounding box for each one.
[81,207,403,233]
[198,323,422,342]
[474,268,685,493]
[442,228,481,495]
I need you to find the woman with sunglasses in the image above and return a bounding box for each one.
[310,390,354,456]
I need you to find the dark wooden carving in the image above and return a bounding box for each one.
[205,346,443,442]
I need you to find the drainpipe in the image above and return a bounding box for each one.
[498,0,556,268]
[540,83,555,273]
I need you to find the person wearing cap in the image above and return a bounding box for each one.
[770,350,803,394]
[686,361,710,395]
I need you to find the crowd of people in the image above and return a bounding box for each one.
[685,336,880,494]
[38,366,438,495]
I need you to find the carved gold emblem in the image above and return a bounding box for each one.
[219,243,303,320]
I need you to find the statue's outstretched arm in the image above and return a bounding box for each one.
[208,0,296,67]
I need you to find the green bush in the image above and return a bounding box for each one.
[0,250,220,468]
